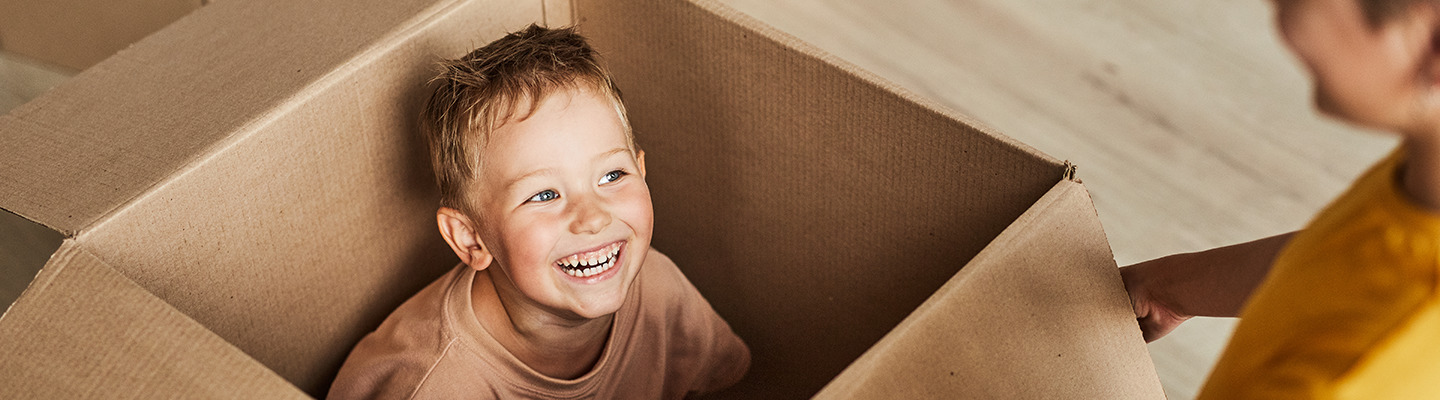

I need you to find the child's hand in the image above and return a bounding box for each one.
[1120,257,1194,343]
[1117,233,1294,342]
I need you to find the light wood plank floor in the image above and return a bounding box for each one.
[1,2,1402,398]
[714,0,1398,398]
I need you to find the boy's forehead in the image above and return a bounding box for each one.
[474,88,632,182]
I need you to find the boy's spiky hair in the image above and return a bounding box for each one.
[420,24,632,211]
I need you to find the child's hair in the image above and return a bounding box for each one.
[1360,0,1437,25]
[420,24,632,211]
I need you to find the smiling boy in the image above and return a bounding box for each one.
[328,25,749,399]
[1121,0,1440,398]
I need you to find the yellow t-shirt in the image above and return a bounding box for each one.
[1199,148,1440,399]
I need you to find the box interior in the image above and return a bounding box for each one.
[580,0,1071,396]
[0,210,61,313]
[0,0,1158,398]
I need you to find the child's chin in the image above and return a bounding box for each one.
[571,298,625,319]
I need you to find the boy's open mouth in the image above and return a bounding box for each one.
[556,241,623,278]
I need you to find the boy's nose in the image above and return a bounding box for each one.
[568,196,612,235]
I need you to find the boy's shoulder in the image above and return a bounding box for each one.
[629,247,751,394]
[637,248,680,283]
[328,265,481,399]
[631,247,730,336]
[634,248,703,306]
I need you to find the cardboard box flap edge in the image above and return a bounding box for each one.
[543,0,576,26]
[677,0,1060,169]
[0,0,1160,397]
[1,0,548,394]
[0,0,206,71]
[0,240,308,399]
[815,180,1165,399]
[0,0,516,237]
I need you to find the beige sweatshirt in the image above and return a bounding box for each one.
[328,249,750,399]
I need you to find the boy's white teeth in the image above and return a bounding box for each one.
[557,243,621,278]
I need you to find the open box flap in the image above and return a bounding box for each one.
[0,0,204,71]
[1,0,545,394]
[0,240,308,399]
[0,0,1166,397]
[815,180,1164,399]
[579,0,1069,397]
[0,0,540,237]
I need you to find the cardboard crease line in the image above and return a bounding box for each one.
[78,0,478,243]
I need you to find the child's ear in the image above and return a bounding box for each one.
[1425,11,1440,87]
[1428,29,1440,93]
[437,207,494,271]
[635,149,647,178]
[1415,16,1440,122]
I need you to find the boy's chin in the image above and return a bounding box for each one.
[565,296,626,320]
[560,277,635,319]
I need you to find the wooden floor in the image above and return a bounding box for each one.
[715,0,1396,398]
[1,1,1401,398]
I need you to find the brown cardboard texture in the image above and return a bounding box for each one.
[0,0,204,71]
[0,241,307,399]
[815,181,1164,399]
[0,0,1164,398]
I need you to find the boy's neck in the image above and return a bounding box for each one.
[471,269,615,380]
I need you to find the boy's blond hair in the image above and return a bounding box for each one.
[420,24,632,211]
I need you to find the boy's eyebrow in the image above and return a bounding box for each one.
[503,168,555,192]
[595,147,631,161]
[502,148,632,192]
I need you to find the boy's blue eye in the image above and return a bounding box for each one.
[527,190,558,203]
[600,170,627,184]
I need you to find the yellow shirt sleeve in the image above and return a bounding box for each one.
[1198,148,1440,400]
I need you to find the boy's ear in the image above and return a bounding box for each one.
[437,207,494,271]
[635,149,647,178]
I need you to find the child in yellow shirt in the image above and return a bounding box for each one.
[1122,0,1440,397]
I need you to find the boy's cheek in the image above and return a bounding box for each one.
[496,215,564,266]
[621,186,655,228]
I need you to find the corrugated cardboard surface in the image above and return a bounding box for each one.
[0,0,545,395]
[0,0,523,236]
[0,241,307,399]
[0,0,1162,397]
[816,180,1164,399]
[580,0,1068,397]
[0,0,203,71]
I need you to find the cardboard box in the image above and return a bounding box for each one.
[0,0,205,71]
[0,0,1164,398]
